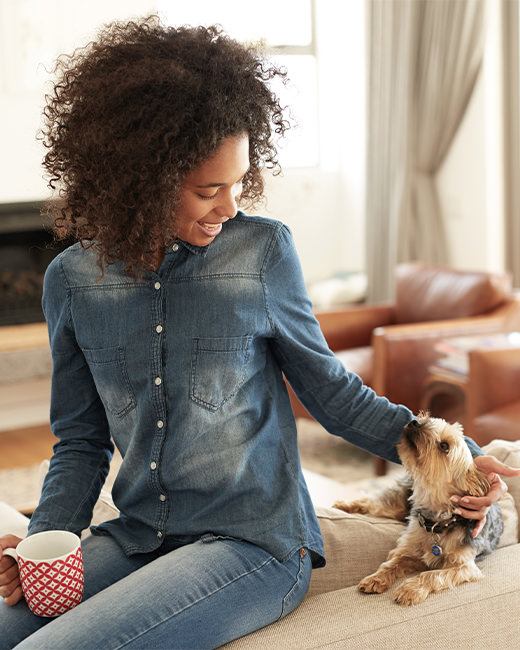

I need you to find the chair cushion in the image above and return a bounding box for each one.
[394,263,511,323]
[473,405,520,448]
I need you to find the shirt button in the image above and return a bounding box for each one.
[150,461,157,470]
[157,531,163,538]
[154,281,161,290]
[159,494,166,502]
[154,377,162,386]
[156,325,163,334]
[157,420,164,429]
[172,243,180,252]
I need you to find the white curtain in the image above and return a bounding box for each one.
[365,0,485,302]
[502,0,520,286]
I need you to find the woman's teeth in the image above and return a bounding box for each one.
[201,222,220,230]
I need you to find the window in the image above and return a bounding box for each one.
[158,0,318,168]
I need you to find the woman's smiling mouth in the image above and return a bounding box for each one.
[197,221,225,237]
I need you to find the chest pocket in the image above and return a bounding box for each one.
[190,336,252,411]
[83,346,136,417]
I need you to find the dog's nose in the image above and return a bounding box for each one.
[404,419,422,439]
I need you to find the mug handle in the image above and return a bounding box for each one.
[2,548,18,562]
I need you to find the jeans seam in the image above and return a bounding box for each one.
[113,555,277,649]
[279,550,307,620]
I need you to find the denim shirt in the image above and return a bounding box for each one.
[29,212,429,566]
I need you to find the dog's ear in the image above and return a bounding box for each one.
[457,463,491,497]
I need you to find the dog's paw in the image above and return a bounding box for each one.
[393,580,429,606]
[357,573,391,594]
[333,498,371,515]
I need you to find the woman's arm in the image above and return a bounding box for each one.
[263,223,520,522]
[28,254,113,537]
[263,223,411,463]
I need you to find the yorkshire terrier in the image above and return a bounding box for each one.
[333,412,503,605]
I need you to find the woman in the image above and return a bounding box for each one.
[0,16,516,650]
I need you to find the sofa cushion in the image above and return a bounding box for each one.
[308,507,404,597]
[221,544,520,650]
[0,502,30,538]
[394,263,511,323]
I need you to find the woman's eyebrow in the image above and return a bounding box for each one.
[195,168,250,189]
[195,181,227,188]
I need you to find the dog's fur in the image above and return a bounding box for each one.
[333,412,503,605]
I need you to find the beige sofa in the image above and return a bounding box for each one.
[225,439,520,649]
[2,440,520,648]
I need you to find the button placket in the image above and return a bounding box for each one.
[150,274,168,541]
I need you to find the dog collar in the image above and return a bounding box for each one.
[415,509,468,557]
[415,510,471,533]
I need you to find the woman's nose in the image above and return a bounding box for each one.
[215,189,238,218]
[216,195,238,219]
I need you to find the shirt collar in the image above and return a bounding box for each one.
[175,240,210,257]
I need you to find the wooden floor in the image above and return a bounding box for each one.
[0,424,55,470]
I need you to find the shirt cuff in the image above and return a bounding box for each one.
[465,435,483,458]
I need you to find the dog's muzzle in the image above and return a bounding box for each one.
[403,419,422,446]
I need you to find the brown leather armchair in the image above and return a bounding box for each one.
[288,263,520,472]
[466,347,520,446]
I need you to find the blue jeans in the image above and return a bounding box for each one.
[1,533,311,649]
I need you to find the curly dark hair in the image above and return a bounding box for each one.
[41,15,289,277]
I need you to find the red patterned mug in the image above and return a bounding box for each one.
[4,530,84,617]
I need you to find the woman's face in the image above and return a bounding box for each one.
[175,133,250,246]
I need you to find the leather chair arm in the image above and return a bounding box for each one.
[315,304,394,351]
[371,314,513,412]
[467,347,520,418]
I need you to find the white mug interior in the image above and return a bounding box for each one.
[5,530,80,564]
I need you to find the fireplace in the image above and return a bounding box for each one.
[0,202,68,326]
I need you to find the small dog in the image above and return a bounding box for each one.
[333,412,503,605]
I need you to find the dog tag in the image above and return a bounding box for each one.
[431,544,442,556]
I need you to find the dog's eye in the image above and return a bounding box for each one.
[439,441,450,454]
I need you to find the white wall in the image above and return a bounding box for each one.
[0,0,156,201]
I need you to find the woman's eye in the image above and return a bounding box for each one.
[439,441,450,453]
[197,192,218,200]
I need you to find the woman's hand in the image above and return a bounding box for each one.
[451,455,520,537]
[0,535,23,606]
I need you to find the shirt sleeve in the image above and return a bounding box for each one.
[262,224,485,464]
[27,254,114,537]
[262,223,413,464]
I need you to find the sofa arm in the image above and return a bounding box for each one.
[315,303,394,351]
[371,314,512,412]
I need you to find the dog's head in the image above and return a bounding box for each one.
[397,411,490,508]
